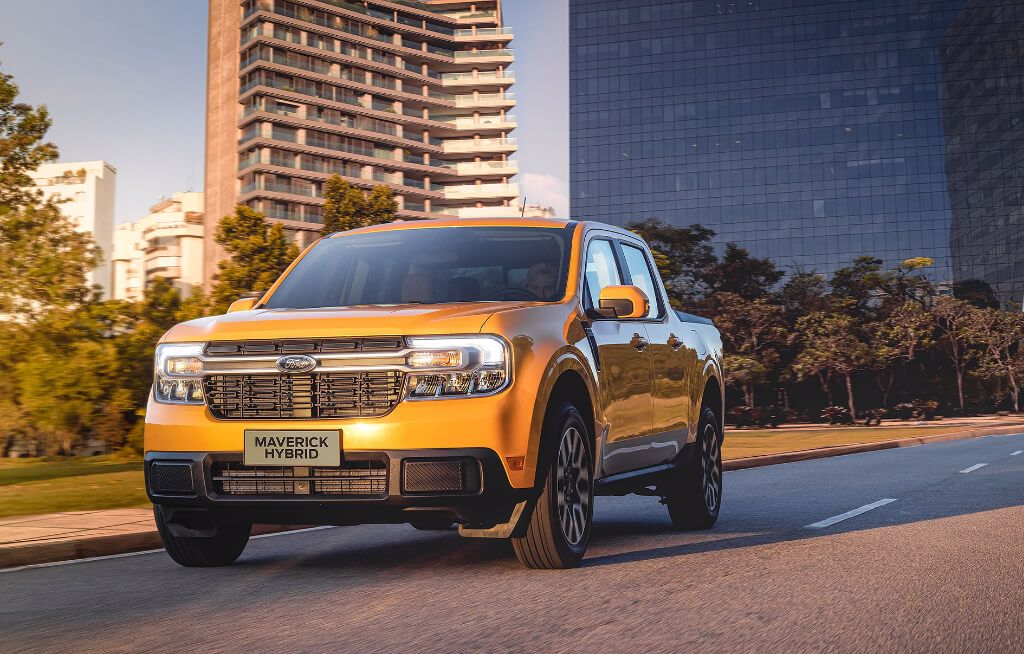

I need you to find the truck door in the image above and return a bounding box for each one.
[582,237,655,476]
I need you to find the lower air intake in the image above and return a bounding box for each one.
[402,458,480,495]
[150,462,196,495]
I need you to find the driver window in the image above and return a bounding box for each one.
[584,239,621,309]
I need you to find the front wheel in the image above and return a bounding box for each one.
[154,505,251,567]
[663,406,722,530]
[512,402,594,569]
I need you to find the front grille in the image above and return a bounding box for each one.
[204,371,404,420]
[212,460,387,496]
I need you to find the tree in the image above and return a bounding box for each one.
[321,175,397,233]
[706,292,787,406]
[871,301,935,407]
[364,184,398,226]
[321,175,364,233]
[705,243,783,301]
[0,67,98,319]
[829,256,885,317]
[0,67,59,211]
[794,311,869,419]
[625,219,717,307]
[210,205,299,313]
[778,270,830,323]
[0,201,99,319]
[954,279,1000,309]
[931,296,977,413]
[967,309,1024,412]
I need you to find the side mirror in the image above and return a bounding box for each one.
[594,285,649,319]
[227,297,258,313]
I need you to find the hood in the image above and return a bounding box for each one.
[161,302,532,343]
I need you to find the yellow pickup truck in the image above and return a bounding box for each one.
[145,218,723,569]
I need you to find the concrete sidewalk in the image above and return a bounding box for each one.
[0,509,299,569]
[0,509,160,569]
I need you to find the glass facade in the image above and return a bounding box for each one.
[570,0,1024,303]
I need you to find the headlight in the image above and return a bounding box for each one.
[153,343,205,404]
[404,336,510,399]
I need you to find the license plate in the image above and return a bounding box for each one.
[243,430,341,466]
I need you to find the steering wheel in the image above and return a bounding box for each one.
[491,287,542,301]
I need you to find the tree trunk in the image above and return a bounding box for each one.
[818,372,833,406]
[743,383,754,408]
[1009,372,1020,413]
[956,367,965,412]
[845,372,857,421]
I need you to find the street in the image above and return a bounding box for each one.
[3,434,1023,653]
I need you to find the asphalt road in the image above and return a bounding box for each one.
[3,434,1024,653]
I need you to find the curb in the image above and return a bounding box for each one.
[0,523,301,570]
[723,424,1024,471]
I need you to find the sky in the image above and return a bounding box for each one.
[0,0,569,223]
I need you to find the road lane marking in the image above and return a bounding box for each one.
[959,463,987,473]
[1011,450,1022,456]
[805,498,897,529]
[0,525,337,574]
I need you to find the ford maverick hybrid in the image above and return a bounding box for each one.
[145,218,724,569]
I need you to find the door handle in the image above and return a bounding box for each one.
[667,333,684,351]
[630,332,649,352]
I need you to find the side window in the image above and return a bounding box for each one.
[584,239,621,309]
[620,243,660,319]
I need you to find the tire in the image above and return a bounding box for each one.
[664,406,722,530]
[512,402,594,569]
[154,505,251,567]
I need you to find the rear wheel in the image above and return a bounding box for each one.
[154,505,251,567]
[664,406,722,530]
[512,403,593,569]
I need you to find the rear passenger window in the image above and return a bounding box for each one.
[584,239,621,309]
[620,243,659,319]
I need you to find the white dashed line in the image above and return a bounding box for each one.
[805,498,897,529]
[959,463,987,474]
[1011,450,1022,456]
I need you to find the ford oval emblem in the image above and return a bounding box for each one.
[275,354,317,374]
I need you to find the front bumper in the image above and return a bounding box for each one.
[145,448,532,528]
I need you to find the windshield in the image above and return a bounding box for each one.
[264,225,574,309]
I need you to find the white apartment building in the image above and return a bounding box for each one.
[112,192,205,301]
[30,161,117,298]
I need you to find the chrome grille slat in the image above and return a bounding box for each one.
[204,370,404,420]
[212,461,387,496]
[205,337,404,357]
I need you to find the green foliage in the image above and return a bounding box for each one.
[625,219,716,307]
[210,205,299,313]
[706,243,783,301]
[0,69,59,210]
[321,175,397,234]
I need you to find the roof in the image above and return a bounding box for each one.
[327,217,578,237]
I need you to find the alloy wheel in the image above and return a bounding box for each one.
[555,425,591,546]
[701,423,722,512]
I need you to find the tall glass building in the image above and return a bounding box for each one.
[570,0,1024,303]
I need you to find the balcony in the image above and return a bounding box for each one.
[442,182,519,200]
[436,160,519,177]
[436,205,521,219]
[442,137,517,154]
[452,49,514,63]
[437,114,517,130]
[440,71,515,87]
[453,27,514,42]
[453,92,515,109]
